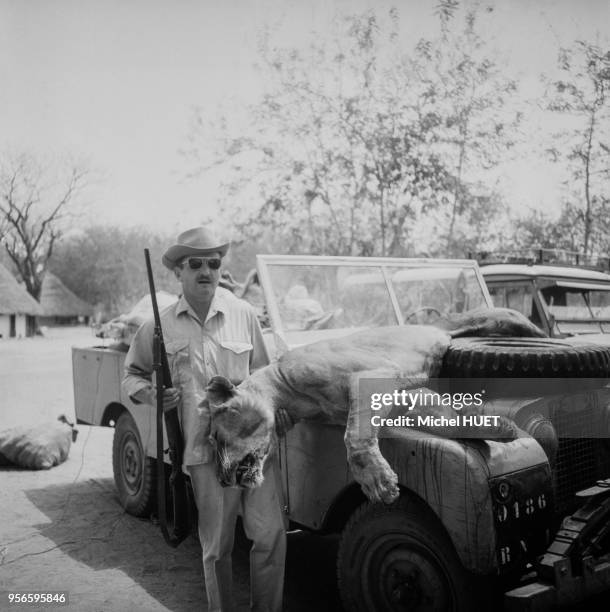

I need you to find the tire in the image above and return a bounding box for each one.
[442,337,610,378]
[337,496,475,612]
[112,411,156,517]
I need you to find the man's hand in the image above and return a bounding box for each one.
[159,386,181,412]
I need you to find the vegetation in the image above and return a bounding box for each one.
[49,226,177,319]
[545,41,610,255]
[1,5,609,317]
[186,9,527,258]
[0,153,88,300]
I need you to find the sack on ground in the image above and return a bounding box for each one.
[0,415,78,469]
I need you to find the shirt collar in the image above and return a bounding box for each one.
[175,289,229,324]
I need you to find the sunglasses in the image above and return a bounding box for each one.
[182,257,222,270]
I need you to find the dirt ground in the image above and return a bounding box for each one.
[0,327,341,612]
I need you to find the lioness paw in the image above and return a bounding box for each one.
[359,465,399,505]
[361,476,399,504]
[378,476,399,505]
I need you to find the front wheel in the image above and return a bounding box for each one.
[337,496,475,612]
[112,411,156,517]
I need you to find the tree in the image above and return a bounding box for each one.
[546,41,610,255]
[0,153,89,300]
[188,11,458,257]
[187,8,521,259]
[411,8,522,253]
[50,224,265,319]
[511,206,581,253]
[50,225,176,318]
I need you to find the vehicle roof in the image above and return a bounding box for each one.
[257,254,478,267]
[480,264,610,283]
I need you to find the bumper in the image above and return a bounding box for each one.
[504,478,610,611]
[504,555,610,611]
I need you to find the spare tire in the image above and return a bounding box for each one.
[442,337,610,379]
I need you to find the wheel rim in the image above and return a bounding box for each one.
[120,431,143,495]
[363,534,454,611]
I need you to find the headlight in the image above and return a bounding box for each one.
[492,478,513,503]
[497,480,511,500]
[521,413,558,467]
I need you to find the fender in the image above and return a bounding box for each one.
[380,428,549,574]
[280,420,549,575]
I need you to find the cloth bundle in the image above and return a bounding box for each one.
[0,415,78,469]
[95,291,178,346]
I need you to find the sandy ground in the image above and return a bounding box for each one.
[0,327,341,612]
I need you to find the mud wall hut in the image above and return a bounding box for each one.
[0,264,41,338]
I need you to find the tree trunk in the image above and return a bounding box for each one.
[582,108,596,256]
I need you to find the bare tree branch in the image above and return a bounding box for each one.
[0,154,89,300]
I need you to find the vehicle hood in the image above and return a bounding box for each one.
[561,333,610,347]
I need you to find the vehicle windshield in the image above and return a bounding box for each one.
[261,260,488,333]
[540,286,610,321]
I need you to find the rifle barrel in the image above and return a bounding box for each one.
[144,248,172,387]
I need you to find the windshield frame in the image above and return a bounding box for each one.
[537,279,610,323]
[256,255,492,345]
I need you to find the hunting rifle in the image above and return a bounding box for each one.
[144,248,189,547]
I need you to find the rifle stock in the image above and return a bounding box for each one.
[145,248,189,547]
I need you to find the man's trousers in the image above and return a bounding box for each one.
[187,458,286,612]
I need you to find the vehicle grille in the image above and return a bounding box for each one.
[552,396,610,515]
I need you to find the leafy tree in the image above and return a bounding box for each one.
[546,41,610,255]
[50,226,176,318]
[189,11,458,257]
[411,9,521,253]
[435,0,460,33]
[511,206,581,253]
[50,225,262,319]
[187,8,520,259]
[0,153,88,300]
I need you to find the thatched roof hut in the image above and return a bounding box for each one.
[40,272,93,320]
[0,264,42,315]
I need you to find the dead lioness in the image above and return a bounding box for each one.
[206,307,545,504]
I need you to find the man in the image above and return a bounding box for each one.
[122,227,285,612]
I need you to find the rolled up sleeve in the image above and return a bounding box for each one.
[122,319,155,404]
[249,309,270,372]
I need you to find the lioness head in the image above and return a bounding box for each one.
[206,375,274,488]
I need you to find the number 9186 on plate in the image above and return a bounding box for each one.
[6,592,69,606]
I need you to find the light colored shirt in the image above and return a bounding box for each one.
[122,287,270,465]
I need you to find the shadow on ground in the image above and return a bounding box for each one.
[285,531,344,611]
[22,477,205,610]
[22,477,343,611]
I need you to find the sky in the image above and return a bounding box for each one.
[1,0,609,234]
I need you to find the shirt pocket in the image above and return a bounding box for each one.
[218,340,253,382]
[165,339,191,386]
